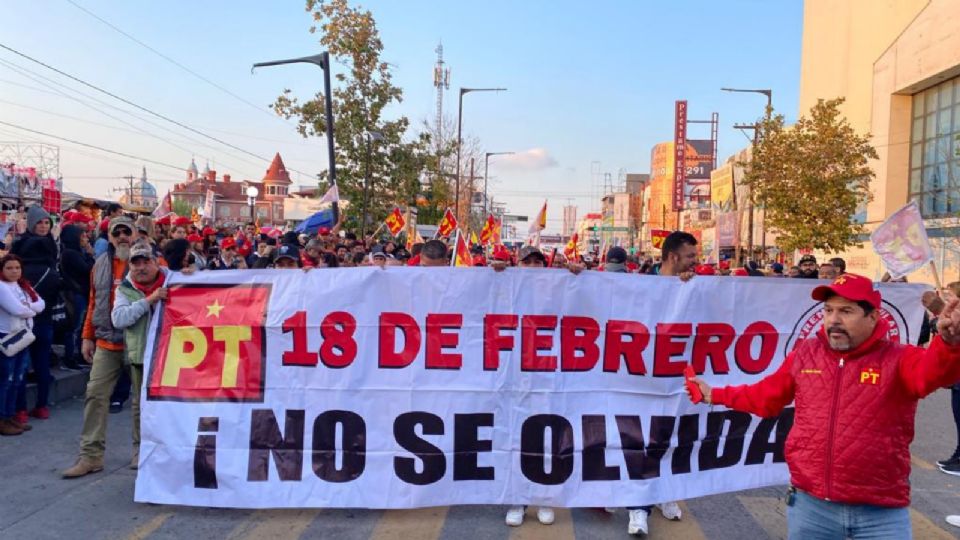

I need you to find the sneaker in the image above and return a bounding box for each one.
[0,419,24,436]
[947,515,960,528]
[657,501,682,521]
[109,402,122,414]
[62,457,104,478]
[9,418,32,432]
[938,450,960,467]
[940,461,960,476]
[13,410,28,425]
[536,507,555,525]
[505,506,525,526]
[603,507,618,514]
[627,509,649,536]
[29,407,49,420]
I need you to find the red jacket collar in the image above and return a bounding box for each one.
[816,316,889,359]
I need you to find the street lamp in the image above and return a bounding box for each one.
[246,185,259,220]
[252,52,340,222]
[455,87,506,219]
[361,131,385,238]
[721,87,773,264]
[483,151,514,215]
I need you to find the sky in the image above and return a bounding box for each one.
[1,0,804,231]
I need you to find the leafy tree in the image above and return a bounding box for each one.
[272,0,433,233]
[742,98,878,253]
[171,199,193,218]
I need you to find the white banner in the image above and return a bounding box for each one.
[135,270,927,508]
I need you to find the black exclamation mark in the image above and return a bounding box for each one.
[194,416,219,489]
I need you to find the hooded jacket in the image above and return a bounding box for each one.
[59,224,94,294]
[11,209,61,320]
[711,321,960,507]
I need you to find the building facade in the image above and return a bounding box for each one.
[801,0,960,282]
[170,153,293,226]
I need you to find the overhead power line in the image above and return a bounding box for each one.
[64,0,284,123]
[0,42,317,178]
[0,120,183,171]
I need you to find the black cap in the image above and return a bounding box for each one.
[275,244,300,262]
[519,246,546,262]
[799,254,817,264]
[606,246,627,264]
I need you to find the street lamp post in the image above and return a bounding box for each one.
[483,151,514,215]
[361,131,385,239]
[253,52,340,222]
[721,87,773,264]
[455,87,506,219]
[246,186,259,221]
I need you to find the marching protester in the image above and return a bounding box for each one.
[0,254,44,436]
[687,273,960,539]
[63,215,136,478]
[110,241,169,470]
[207,237,247,270]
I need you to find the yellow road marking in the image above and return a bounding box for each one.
[509,507,575,540]
[910,508,955,540]
[126,511,172,540]
[738,495,787,539]
[911,453,935,471]
[646,501,706,539]
[229,509,319,540]
[369,507,449,540]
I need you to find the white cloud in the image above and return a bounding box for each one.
[496,148,558,171]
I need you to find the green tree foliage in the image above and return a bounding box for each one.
[743,98,878,253]
[272,0,440,230]
[171,198,193,218]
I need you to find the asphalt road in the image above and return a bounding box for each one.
[2,391,959,539]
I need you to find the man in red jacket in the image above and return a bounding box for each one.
[688,273,960,539]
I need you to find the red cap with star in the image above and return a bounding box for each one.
[811,273,881,309]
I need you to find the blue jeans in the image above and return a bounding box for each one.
[787,490,911,539]
[16,319,53,411]
[0,336,30,418]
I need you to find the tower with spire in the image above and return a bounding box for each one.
[261,152,292,200]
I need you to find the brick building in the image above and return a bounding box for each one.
[170,153,293,225]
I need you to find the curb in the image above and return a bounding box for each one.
[24,367,89,406]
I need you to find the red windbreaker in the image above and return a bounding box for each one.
[712,321,960,507]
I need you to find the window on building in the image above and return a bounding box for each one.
[910,77,960,217]
[217,205,230,218]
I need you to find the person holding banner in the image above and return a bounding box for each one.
[109,241,169,470]
[419,240,448,267]
[687,273,960,539]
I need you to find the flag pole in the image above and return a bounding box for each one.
[450,229,460,266]
[930,260,944,290]
[369,222,385,239]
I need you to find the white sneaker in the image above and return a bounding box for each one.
[537,507,555,525]
[947,515,960,528]
[627,509,649,536]
[603,507,617,514]
[505,506,525,527]
[657,501,682,521]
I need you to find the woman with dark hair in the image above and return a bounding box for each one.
[11,206,61,422]
[0,254,44,435]
[161,239,192,272]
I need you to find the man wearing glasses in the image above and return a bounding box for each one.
[207,237,248,270]
[63,215,138,478]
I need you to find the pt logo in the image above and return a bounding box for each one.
[147,284,271,402]
[859,368,880,385]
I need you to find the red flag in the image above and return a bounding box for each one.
[491,217,502,245]
[478,214,497,245]
[42,188,61,215]
[451,229,472,267]
[528,201,547,234]
[651,229,671,250]
[384,207,406,236]
[437,208,458,238]
[563,233,579,260]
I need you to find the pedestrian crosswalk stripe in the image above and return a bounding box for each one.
[509,508,575,540]
[125,511,172,540]
[910,508,955,539]
[369,507,449,540]
[230,509,319,540]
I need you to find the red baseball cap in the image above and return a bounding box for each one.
[732,268,749,276]
[174,216,192,227]
[220,237,237,250]
[99,218,110,233]
[187,233,203,243]
[202,227,216,236]
[156,215,172,226]
[811,273,881,309]
[695,264,716,276]
[718,260,731,270]
[317,227,331,236]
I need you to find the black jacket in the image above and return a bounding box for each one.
[59,225,94,295]
[11,230,62,320]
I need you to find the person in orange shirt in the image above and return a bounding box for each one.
[62,215,136,478]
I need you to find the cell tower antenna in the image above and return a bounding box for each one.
[433,42,451,154]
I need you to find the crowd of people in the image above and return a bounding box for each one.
[3,200,960,537]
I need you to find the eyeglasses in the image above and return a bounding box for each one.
[111,228,132,238]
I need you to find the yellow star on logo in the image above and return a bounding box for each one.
[834,276,847,285]
[206,299,225,318]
